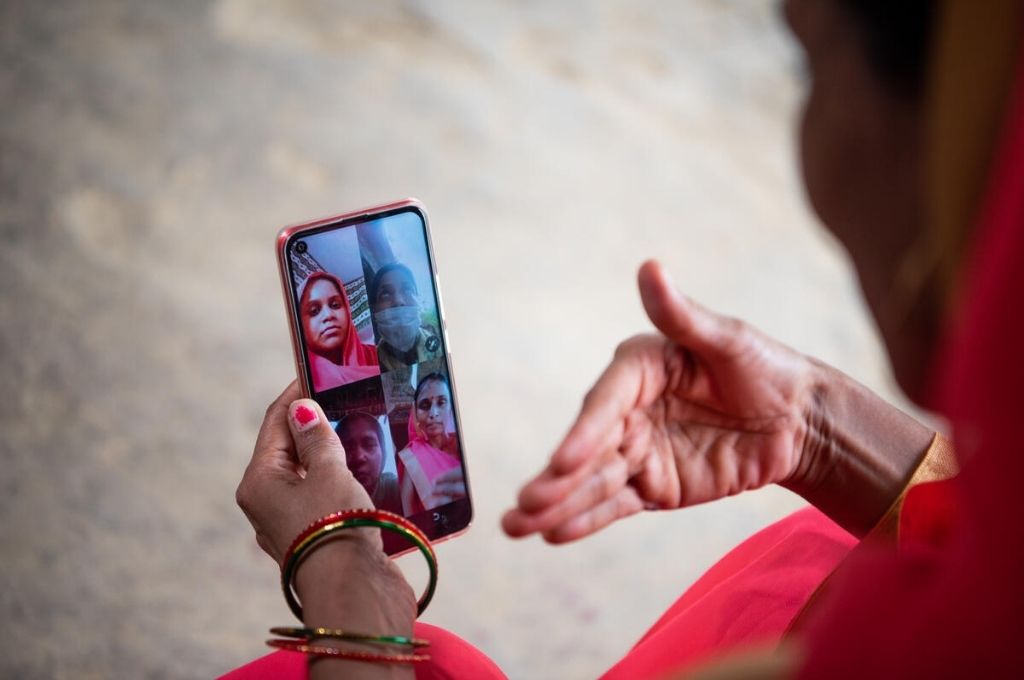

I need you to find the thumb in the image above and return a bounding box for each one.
[287,399,346,471]
[638,259,735,355]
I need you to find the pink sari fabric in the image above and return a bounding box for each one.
[307,352,380,393]
[299,271,380,392]
[396,403,460,514]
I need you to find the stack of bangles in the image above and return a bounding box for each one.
[267,508,438,664]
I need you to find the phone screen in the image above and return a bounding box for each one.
[282,204,471,551]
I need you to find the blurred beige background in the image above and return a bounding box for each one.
[0,1,910,678]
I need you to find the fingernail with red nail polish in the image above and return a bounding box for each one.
[292,403,319,432]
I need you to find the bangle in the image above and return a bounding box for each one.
[266,638,430,663]
[281,509,438,622]
[269,626,429,648]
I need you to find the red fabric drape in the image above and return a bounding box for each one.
[600,507,855,679]
[798,27,1024,680]
[299,270,380,393]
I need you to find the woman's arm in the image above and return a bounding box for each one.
[296,537,416,680]
[784,359,935,535]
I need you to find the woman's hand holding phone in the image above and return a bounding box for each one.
[237,382,378,563]
[237,382,417,678]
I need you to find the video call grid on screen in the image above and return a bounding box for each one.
[285,208,466,527]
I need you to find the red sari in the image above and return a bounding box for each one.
[796,20,1024,679]
[299,271,380,393]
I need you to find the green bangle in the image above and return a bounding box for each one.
[269,626,429,648]
[281,509,438,622]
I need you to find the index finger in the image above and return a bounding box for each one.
[550,354,641,475]
[248,381,303,469]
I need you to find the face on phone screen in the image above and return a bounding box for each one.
[282,204,471,550]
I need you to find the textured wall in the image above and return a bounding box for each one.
[0,1,909,678]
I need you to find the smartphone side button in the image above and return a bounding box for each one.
[434,273,447,328]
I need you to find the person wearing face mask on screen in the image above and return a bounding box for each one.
[368,262,443,372]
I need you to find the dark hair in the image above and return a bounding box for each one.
[414,372,449,404]
[838,0,936,96]
[368,263,417,310]
[334,411,385,447]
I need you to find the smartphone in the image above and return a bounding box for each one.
[277,198,472,554]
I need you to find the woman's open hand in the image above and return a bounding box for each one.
[502,260,820,543]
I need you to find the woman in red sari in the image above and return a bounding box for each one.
[299,271,380,392]
[230,0,1024,677]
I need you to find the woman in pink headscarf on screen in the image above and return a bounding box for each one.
[299,271,380,393]
[396,372,466,514]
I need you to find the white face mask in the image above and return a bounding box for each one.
[374,305,421,352]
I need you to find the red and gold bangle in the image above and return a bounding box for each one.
[281,509,438,622]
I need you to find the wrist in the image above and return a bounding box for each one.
[295,531,416,635]
[785,358,834,499]
[287,528,419,680]
[784,358,934,536]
